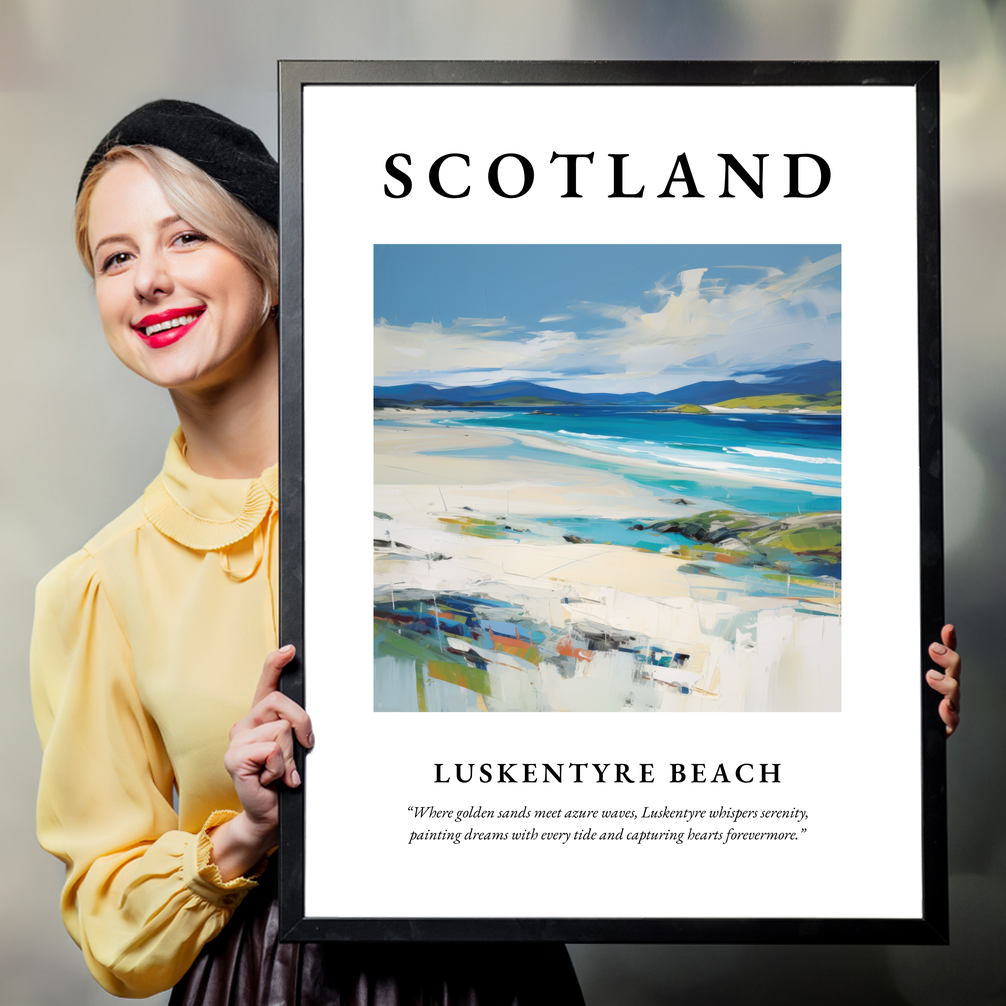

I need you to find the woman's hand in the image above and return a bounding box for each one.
[209,645,314,881]
[926,624,961,738]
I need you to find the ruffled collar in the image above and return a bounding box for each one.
[143,428,278,551]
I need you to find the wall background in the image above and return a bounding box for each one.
[1,2,1002,1003]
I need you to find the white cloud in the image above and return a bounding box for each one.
[374,253,841,392]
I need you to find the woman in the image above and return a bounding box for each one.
[31,100,586,1003]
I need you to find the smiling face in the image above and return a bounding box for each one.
[87,158,272,393]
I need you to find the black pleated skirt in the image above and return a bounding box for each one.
[169,869,585,1006]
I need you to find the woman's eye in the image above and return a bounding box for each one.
[101,251,132,273]
[173,231,208,248]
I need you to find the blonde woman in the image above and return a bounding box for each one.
[32,100,585,1004]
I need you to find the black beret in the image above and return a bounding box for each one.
[78,99,278,228]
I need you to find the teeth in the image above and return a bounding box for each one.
[142,313,199,337]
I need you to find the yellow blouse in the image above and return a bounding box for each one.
[31,429,279,998]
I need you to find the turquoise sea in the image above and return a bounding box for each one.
[412,405,840,513]
[376,404,842,597]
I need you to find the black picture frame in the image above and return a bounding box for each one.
[277,60,945,944]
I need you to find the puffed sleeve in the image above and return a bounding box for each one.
[31,549,262,998]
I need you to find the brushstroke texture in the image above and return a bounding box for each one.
[374,245,841,712]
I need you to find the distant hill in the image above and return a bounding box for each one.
[649,404,711,414]
[374,380,606,406]
[713,391,841,413]
[649,360,841,406]
[374,361,840,408]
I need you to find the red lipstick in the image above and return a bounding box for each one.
[132,306,206,349]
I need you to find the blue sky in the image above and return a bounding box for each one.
[374,245,841,394]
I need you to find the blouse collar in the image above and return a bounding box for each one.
[143,428,278,551]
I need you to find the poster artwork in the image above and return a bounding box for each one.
[373,244,841,713]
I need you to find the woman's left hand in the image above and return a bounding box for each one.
[926,624,961,737]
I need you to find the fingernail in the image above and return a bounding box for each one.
[931,643,947,654]
[928,669,944,680]
[292,768,301,787]
[280,644,295,654]
[306,732,315,748]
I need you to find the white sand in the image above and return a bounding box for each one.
[373,417,841,713]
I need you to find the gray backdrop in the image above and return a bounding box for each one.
[2,2,1003,1003]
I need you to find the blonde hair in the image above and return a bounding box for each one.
[75,145,278,322]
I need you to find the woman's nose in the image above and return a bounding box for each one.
[133,249,173,302]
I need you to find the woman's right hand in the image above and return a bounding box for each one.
[209,645,314,881]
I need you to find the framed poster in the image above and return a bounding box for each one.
[277,61,946,943]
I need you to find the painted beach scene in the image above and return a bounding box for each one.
[374,245,841,713]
